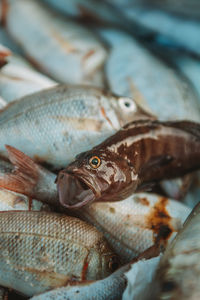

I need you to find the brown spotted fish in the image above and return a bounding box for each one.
[57,119,200,208]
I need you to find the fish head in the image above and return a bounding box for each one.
[110,95,154,126]
[87,239,121,280]
[57,149,138,208]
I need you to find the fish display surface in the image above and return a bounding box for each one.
[57,119,200,208]
[0,0,200,299]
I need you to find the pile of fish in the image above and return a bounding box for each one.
[0,0,200,299]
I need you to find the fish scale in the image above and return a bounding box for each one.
[0,211,117,297]
[0,84,140,169]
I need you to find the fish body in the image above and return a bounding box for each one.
[0,211,118,296]
[77,193,190,262]
[0,188,50,212]
[102,29,200,122]
[31,264,128,300]
[123,6,200,56]
[57,119,200,208]
[0,84,143,169]
[2,0,107,85]
[154,202,200,299]
[0,49,56,103]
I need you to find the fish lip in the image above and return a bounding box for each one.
[57,171,100,209]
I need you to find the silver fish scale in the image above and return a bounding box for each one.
[0,85,122,168]
[0,211,113,296]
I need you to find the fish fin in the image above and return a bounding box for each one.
[166,121,200,139]
[136,182,156,192]
[0,145,39,196]
[139,155,174,177]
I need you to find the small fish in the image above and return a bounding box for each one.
[1,0,107,86]
[57,119,200,208]
[0,147,190,263]
[0,211,119,296]
[0,84,145,169]
[154,201,200,300]
[0,47,56,103]
[31,264,129,300]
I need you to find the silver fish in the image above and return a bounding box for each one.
[0,48,57,103]
[31,264,129,300]
[0,211,118,296]
[2,0,107,86]
[154,201,200,299]
[102,28,200,122]
[0,85,146,169]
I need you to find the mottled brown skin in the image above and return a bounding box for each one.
[57,120,200,208]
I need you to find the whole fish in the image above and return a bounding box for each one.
[0,48,56,103]
[31,264,129,300]
[101,29,200,122]
[57,119,200,208]
[0,147,190,263]
[154,201,200,300]
[0,84,147,169]
[1,0,107,86]
[0,211,119,296]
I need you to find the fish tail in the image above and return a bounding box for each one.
[0,145,39,196]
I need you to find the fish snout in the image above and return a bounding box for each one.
[57,171,95,209]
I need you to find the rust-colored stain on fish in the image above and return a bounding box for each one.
[138,197,150,206]
[100,106,114,129]
[145,197,173,245]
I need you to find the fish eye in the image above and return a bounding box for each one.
[119,97,137,112]
[108,255,119,272]
[89,156,101,169]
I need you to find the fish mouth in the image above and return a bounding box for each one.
[57,172,97,209]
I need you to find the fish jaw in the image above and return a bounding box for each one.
[57,171,97,208]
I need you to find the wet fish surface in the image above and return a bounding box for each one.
[153,201,200,299]
[0,84,143,169]
[0,211,118,296]
[76,193,190,262]
[57,119,200,208]
[1,0,107,85]
[31,264,128,300]
[0,47,56,103]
